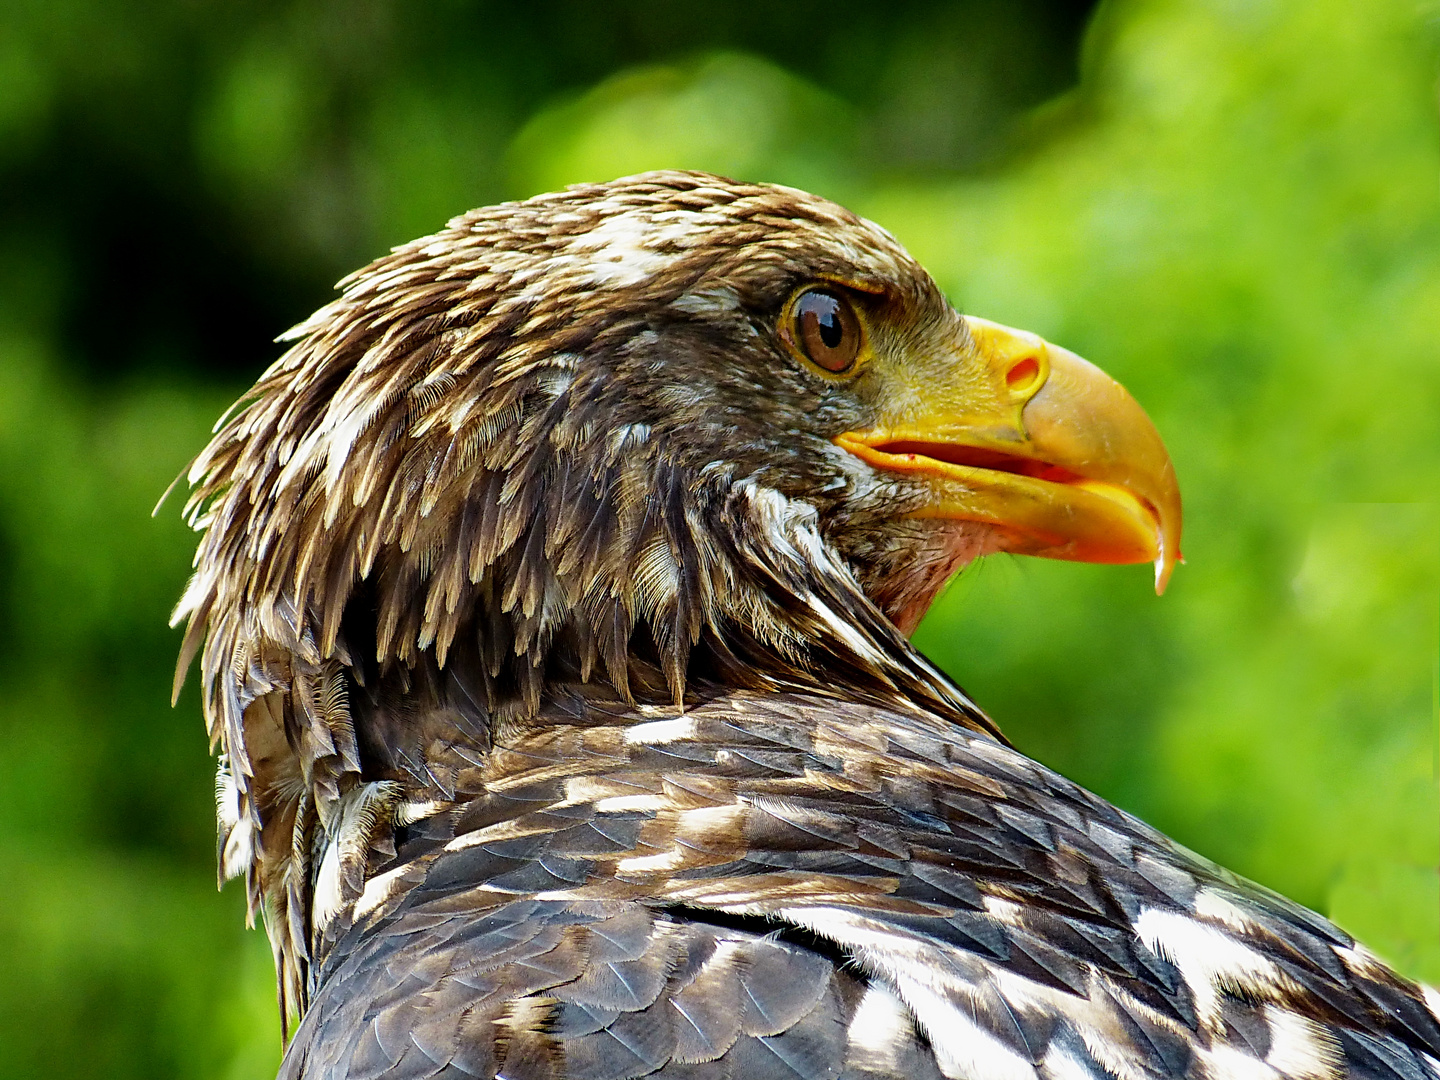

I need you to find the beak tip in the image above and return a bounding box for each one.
[1153,545,1181,595]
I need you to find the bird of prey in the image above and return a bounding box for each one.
[174,171,1439,1080]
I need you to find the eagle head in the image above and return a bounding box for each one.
[178,170,1179,732]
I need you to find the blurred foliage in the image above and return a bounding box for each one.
[0,0,1435,1076]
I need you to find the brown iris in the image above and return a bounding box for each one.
[791,288,861,373]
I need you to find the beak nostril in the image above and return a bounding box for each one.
[1006,356,1042,395]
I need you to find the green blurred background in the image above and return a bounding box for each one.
[0,0,1436,1075]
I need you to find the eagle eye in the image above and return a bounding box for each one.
[790,288,862,373]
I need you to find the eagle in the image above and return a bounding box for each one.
[174,171,1440,1080]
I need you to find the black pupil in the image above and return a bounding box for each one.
[817,301,843,348]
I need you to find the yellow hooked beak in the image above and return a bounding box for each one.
[835,316,1182,593]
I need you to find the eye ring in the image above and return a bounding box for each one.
[785,287,864,374]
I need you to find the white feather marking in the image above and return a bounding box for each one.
[444,817,556,851]
[319,392,386,499]
[847,984,916,1068]
[903,980,1040,1080]
[220,815,254,883]
[215,758,241,831]
[975,964,1157,1080]
[1334,941,1390,980]
[312,781,401,930]
[352,864,409,922]
[615,850,688,873]
[1200,1043,1282,1080]
[1194,888,1258,932]
[535,365,574,401]
[214,759,253,882]
[1424,984,1440,1024]
[805,591,886,663]
[1074,1024,1153,1080]
[564,209,705,287]
[983,894,1024,925]
[738,478,814,551]
[592,794,670,813]
[624,717,698,745]
[552,775,658,807]
[616,804,748,873]
[395,798,446,826]
[1042,1041,1104,1080]
[607,422,651,455]
[1263,1005,1339,1080]
[313,839,344,928]
[1135,907,1283,1027]
[777,905,1036,1080]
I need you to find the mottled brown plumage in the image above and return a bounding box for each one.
[175,172,1440,1080]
